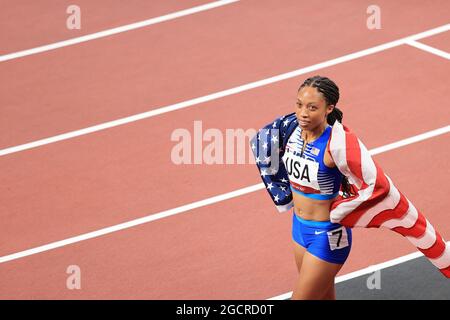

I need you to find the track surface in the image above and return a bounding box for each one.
[1,1,449,299]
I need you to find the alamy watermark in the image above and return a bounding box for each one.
[366,5,381,30]
[66,265,81,290]
[366,269,381,290]
[171,120,279,167]
[66,5,81,30]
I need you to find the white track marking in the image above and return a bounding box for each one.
[0,24,448,157]
[405,40,450,60]
[0,126,448,264]
[267,243,450,300]
[0,184,263,264]
[369,125,450,156]
[0,0,240,62]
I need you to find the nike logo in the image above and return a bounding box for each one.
[314,230,327,235]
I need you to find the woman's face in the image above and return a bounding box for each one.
[295,86,334,130]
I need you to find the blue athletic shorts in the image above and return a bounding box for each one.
[292,211,352,265]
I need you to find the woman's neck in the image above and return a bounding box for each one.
[301,123,327,142]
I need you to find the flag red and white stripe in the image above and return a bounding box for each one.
[328,121,450,278]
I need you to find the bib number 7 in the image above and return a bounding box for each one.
[327,227,349,251]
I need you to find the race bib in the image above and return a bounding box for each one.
[282,149,320,191]
[327,227,349,250]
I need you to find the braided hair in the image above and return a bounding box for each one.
[298,75,354,198]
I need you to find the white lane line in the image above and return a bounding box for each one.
[405,40,450,60]
[0,24,448,157]
[0,0,240,62]
[0,184,264,264]
[0,126,448,264]
[369,125,450,156]
[267,242,450,300]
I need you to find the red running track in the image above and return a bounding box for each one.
[0,1,449,299]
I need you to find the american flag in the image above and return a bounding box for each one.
[329,120,450,277]
[252,113,450,277]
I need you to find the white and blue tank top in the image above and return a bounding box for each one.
[282,125,343,200]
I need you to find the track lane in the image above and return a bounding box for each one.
[0,0,213,55]
[1,44,449,256]
[418,30,450,52]
[1,1,449,149]
[0,133,448,299]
